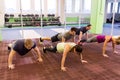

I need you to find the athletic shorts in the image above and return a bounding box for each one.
[51,33,60,42]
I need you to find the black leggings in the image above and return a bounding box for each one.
[86,35,97,43]
[80,35,97,43]
[51,33,60,42]
[45,46,57,53]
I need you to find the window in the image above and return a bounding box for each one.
[21,0,30,11]
[75,0,80,13]
[47,0,56,14]
[113,2,118,13]
[5,0,17,13]
[35,0,44,13]
[83,0,91,13]
[107,2,111,13]
[108,2,118,13]
[66,0,72,13]
[118,3,120,13]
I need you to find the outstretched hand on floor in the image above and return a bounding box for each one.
[37,57,43,62]
[61,66,67,71]
[103,54,109,57]
[8,64,15,70]
[113,51,119,54]
[81,59,88,63]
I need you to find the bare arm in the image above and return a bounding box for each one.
[85,32,88,40]
[61,44,70,71]
[78,31,83,42]
[80,53,88,63]
[73,32,76,42]
[62,36,65,42]
[73,36,75,42]
[112,38,118,54]
[102,36,110,57]
[112,40,115,52]
[8,50,16,69]
[71,35,75,42]
[33,46,43,62]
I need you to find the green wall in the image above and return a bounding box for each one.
[66,17,79,22]
[90,0,106,34]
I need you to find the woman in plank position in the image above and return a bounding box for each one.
[43,42,87,71]
[79,35,120,57]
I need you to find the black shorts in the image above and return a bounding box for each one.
[51,33,60,42]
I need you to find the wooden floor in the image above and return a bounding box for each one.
[0,39,120,80]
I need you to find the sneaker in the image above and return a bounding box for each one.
[40,37,43,42]
[43,47,46,53]
[39,37,43,44]
[8,43,12,50]
[8,46,11,51]
[80,39,86,42]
